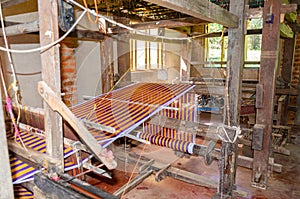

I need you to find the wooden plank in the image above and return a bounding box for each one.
[1,0,28,8]
[38,81,117,170]
[144,0,238,28]
[276,88,298,95]
[7,139,61,167]
[281,23,296,124]
[117,34,131,82]
[0,91,14,198]
[238,156,282,173]
[245,4,297,19]
[0,21,39,36]
[252,0,281,190]
[38,0,64,173]
[101,38,114,93]
[112,17,204,33]
[295,80,300,124]
[218,0,245,198]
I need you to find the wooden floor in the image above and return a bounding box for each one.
[85,114,300,199]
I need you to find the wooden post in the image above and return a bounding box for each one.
[117,34,131,82]
[281,24,296,124]
[295,80,300,124]
[252,0,281,189]
[0,92,14,198]
[101,37,114,93]
[38,0,64,173]
[218,0,245,198]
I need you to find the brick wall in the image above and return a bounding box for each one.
[60,41,77,107]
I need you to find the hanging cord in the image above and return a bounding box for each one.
[0,3,22,125]
[83,0,99,23]
[0,64,29,154]
[120,143,147,199]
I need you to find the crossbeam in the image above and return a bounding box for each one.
[38,81,117,170]
[144,0,238,28]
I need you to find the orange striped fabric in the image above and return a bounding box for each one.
[71,83,194,147]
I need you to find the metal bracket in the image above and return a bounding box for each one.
[38,81,117,170]
[58,0,75,32]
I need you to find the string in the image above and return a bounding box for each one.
[120,143,147,199]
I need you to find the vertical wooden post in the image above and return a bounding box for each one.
[101,37,114,93]
[218,1,245,198]
[281,24,296,124]
[295,80,300,124]
[38,0,64,173]
[0,92,14,198]
[252,0,281,189]
[117,34,131,82]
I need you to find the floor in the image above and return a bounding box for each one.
[85,114,300,199]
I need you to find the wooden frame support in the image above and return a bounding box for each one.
[38,81,117,170]
[252,0,281,190]
[0,89,14,198]
[218,0,245,198]
[38,0,64,173]
[144,0,238,28]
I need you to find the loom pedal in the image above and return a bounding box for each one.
[155,163,172,182]
[204,140,217,165]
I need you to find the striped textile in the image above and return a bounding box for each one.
[14,185,34,199]
[143,92,197,143]
[159,92,197,122]
[137,132,194,154]
[8,130,75,158]
[10,155,39,184]
[8,129,78,184]
[143,123,195,143]
[71,83,194,148]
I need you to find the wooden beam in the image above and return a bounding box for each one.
[38,81,117,170]
[111,17,204,33]
[0,89,14,198]
[245,4,297,19]
[144,0,238,28]
[252,0,281,190]
[282,24,297,85]
[7,139,61,168]
[0,21,39,37]
[100,37,114,93]
[1,0,28,8]
[38,0,64,173]
[218,0,245,198]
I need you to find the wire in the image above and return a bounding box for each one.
[0,10,87,54]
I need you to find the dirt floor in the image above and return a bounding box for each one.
[85,114,300,199]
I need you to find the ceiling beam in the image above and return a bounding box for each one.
[144,0,238,28]
[1,0,28,8]
[111,17,204,33]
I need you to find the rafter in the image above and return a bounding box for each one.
[144,0,238,28]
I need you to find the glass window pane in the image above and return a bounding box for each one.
[136,40,146,70]
[150,42,158,69]
[245,35,262,62]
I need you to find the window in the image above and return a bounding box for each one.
[131,29,163,71]
[244,18,263,68]
[205,23,227,67]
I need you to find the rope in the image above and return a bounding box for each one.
[216,125,241,143]
[120,143,147,199]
